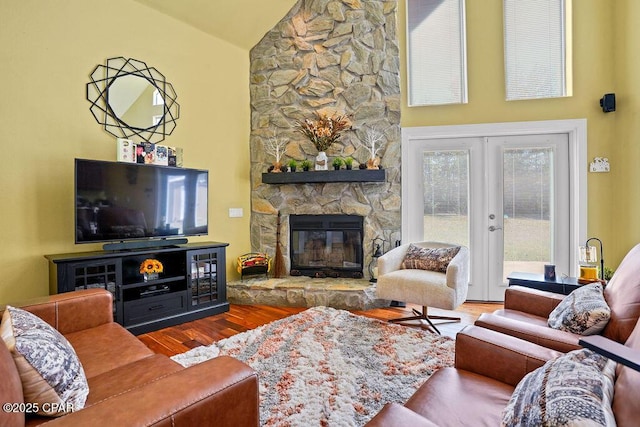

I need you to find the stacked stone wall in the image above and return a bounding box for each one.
[249,0,401,274]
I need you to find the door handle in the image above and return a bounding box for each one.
[488,225,502,232]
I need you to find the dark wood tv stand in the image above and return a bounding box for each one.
[45,241,229,334]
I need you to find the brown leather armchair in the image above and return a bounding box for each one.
[476,243,640,352]
[366,325,559,426]
[367,320,640,426]
[1,289,259,427]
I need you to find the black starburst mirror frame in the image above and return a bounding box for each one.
[86,57,179,143]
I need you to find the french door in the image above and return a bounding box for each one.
[486,135,569,300]
[403,121,586,302]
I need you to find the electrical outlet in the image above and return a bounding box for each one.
[229,208,244,218]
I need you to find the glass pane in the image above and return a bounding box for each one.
[291,230,362,269]
[288,214,364,277]
[502,148,553,278]
[422,151,469,247]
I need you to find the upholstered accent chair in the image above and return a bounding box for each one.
[376,242,470,333]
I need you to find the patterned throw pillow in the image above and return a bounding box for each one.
[401,244,461,273]
[0,306,89,417]
[502,349,616,427]
[548,283,611,335]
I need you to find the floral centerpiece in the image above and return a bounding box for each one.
[296,112,351,152]
[296,112,350,170]
[140,258,164,281]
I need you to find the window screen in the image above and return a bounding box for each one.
[504,0,570,100]
[406,0,468,106]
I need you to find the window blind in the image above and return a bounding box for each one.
[504,0,569,100]
[406,0,467,106]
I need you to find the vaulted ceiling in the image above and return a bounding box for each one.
[132,0,298,50]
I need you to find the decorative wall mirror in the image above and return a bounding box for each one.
[86,57,179,143]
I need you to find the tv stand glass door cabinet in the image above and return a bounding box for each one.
[45,241,229,334]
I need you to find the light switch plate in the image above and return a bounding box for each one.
[229,208,244,218]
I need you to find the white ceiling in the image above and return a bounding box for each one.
[132,0,298,50]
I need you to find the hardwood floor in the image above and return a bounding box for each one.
[138,302,502,357]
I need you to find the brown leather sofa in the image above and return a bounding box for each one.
[475,243,640,352]
[0,289,259,427]
[367,322,640,426]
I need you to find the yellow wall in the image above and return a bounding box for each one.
[0,0,251,302]
[612,0,640,266]
[399,0,623,267]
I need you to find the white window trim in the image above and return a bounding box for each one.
[401,119,587,277]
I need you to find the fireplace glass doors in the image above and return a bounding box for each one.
[289,215,364,278]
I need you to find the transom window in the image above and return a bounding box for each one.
[406,0,468,106]
[503,0,572,100]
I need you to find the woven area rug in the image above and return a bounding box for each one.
[171,306,455,426]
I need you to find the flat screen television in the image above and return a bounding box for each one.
[75,159,208,247]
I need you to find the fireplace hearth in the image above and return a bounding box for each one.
[289,214,364,278]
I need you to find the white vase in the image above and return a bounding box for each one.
[315,151,328,170]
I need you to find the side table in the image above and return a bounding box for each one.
[507,272,581,295]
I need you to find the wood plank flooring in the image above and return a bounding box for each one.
[138,302,502,357]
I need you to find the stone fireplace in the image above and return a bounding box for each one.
[290,214,364,278]
[248,0,401,279]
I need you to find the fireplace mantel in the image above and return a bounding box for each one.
[262,169,386,184]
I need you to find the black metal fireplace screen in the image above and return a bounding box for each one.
[289,214,364,278]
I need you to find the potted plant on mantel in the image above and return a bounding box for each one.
[296,112,351,171]
[301,159,313,171]
[332,157,344,170]
[344,157,354,170]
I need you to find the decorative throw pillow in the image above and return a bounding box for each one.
[401,244,461,273]
[502,349,616,427]
[547,283,611,335]
[0,306,88,417]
